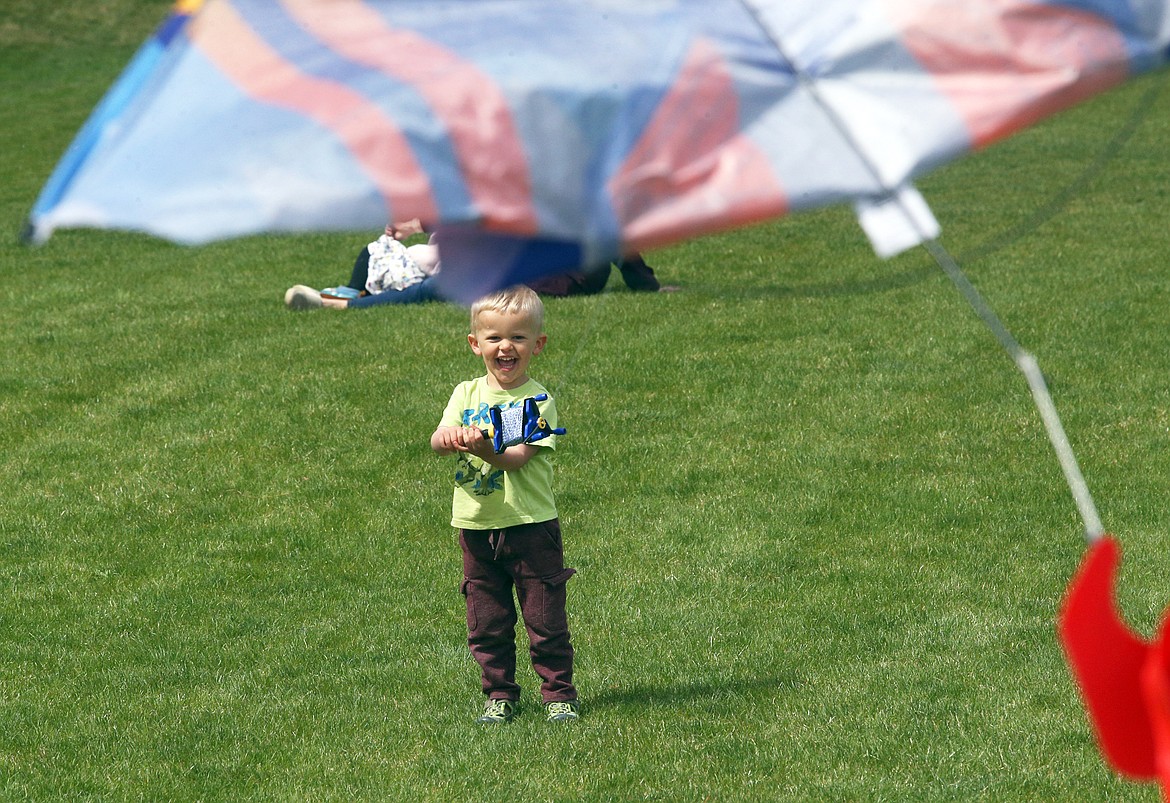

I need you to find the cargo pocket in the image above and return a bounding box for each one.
[538,567,576,634]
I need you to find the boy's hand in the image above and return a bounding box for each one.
[432,425,539,470]
[460,427,497,460]
[431,425,492,456]
[431,425,472,454]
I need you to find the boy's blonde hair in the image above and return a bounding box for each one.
[470,285,544,333]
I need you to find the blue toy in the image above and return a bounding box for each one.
[482,393,566,454]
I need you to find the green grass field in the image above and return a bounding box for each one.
[4,3,1170,800]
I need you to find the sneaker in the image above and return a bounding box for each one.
[284,284,323,310]
[476,698,515,724]
[545,700,579,722]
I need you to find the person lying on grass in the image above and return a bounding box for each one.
[285,219,673,310]
[285,219,441,309]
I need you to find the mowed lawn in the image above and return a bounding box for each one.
[3,3,1170,801]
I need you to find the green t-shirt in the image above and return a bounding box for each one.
[439,376,558,530]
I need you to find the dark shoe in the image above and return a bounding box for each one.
[616,255,660,292]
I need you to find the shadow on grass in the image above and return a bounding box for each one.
[698,263,939,302]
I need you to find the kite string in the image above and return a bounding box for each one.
[922,240,1105,542]
[736,0,1107,542]
[957,73,1166,267]
[910,72,1164,543]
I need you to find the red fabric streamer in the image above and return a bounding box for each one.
[1059,535,1170,793]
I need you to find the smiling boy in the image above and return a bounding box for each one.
[430,285,579,724]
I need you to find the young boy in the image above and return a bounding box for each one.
[430,285,579,724]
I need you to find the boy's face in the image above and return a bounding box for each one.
[468,309,546,390]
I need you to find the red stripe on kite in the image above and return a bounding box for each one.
[891,0,1129,148]
[609,38,788,252]
[281,0,539,235]
[190,0,439,224]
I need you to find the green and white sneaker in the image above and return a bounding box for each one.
[476,699,515,724]
[545,701,579,722]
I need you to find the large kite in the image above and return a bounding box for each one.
[25,0,1170,792]
[27,0,1170,299]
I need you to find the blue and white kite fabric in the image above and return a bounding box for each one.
[27,0,1170,300]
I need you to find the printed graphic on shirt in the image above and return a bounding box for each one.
[453,400,524,497]
[454,453,504,496]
